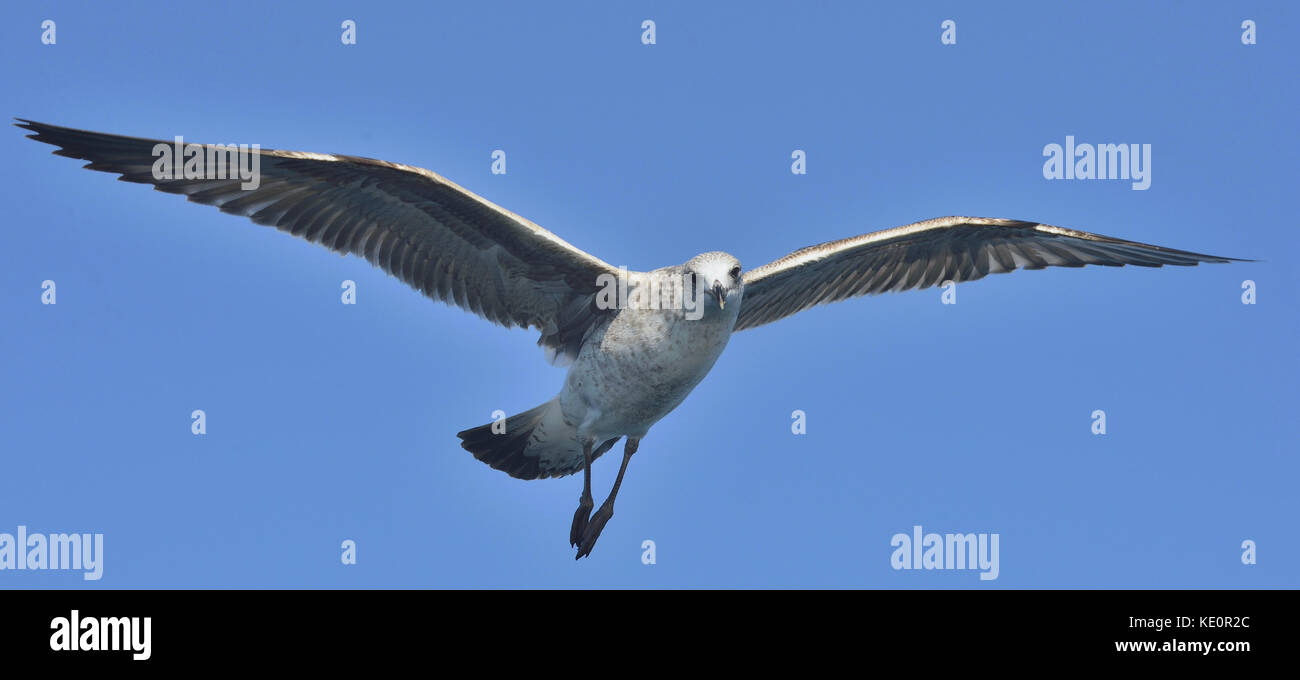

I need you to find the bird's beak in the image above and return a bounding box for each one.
[712,280,726,310]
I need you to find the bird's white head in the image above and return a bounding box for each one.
[685,251,742,314]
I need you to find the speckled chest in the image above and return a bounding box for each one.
[563,289,741,430]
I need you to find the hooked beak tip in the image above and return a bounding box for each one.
[712,281,726,310]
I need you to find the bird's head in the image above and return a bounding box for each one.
[685,251,742,314]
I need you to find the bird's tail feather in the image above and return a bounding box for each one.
[457,399,618,480]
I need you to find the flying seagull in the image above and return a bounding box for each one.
[17,119,1244,559]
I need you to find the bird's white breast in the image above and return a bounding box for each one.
[559,273,741,441]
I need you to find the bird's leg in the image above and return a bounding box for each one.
[569,439,594,547]
[576,438,638,559]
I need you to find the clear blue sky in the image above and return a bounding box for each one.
[1,1,1294,588]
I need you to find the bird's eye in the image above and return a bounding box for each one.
[729,266,741,280]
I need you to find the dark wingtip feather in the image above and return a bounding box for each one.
[15,118,49,143]
[16,117,64,138]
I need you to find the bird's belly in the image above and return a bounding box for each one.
[561,308,735,438]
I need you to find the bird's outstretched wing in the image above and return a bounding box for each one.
[735,216,1243,331]
[18,119,617,364]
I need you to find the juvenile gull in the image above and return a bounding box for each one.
[17,120,1245,559]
